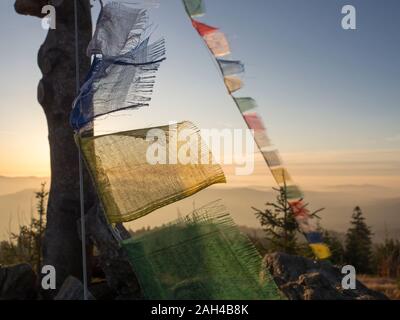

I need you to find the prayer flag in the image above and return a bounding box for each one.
[70,38,165,132]
[285,185,304,200]
[305,232,324,244]
[261,150,282,167]
[191,19,218,36]
[243,113,265,131]
[234,97,258,113]
[203,30,231,57]
[310,243,332,260]
[224,76,243,93]
[87,3,148,58]
[77,122,226,223]
[183,0,205,17]
[271,167,292,185]
[217,59,245,76]
[289,200,309,218]
[254,130,272,149]
[122,201,283,299]
[70,4,165,132]
[295,216,316,234]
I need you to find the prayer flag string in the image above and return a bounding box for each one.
[182,0,330,260]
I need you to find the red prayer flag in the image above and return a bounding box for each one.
[289,200,310,218]
[243,113,265,131]
[191,19,218,36]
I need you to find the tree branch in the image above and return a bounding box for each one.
[15,0,54,17]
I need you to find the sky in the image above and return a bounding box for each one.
[0,0,399,193]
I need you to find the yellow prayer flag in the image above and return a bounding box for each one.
[224,76,243,93]
[310,243,332,260]
[77,121,226,223]
[271,167,292,185]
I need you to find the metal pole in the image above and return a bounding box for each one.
[79,151,88,300]
[74,0,88,300]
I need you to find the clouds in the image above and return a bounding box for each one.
[386,134,400,142]
[219,148,400,195]
[280,149,400,175]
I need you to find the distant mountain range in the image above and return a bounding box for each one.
[0,176,49,196]
[0,188,37,239]
[121,184,400,243]
[0,176,398,242]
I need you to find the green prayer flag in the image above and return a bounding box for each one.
[183,0,205,17]
[286,185,304,200]
[122,201,283,300]
[234,97,258,113]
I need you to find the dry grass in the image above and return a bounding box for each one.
[358,275,400,300]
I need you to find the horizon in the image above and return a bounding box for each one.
[1,174,399,243]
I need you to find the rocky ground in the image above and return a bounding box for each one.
[263,252,389,300]
[0,253,390,300]
[357,274,400,300]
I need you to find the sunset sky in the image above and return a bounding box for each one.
[0,0,399,194]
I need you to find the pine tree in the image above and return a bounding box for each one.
[345,206,373,274]
[33,182,48,273]
[253,186,322,255]
[1,183,48,272]
[374,238,400,278]
[322,229,344,265]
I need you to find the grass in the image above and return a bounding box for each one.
[358,275,400,300]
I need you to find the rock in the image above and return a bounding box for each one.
[0,264,37,300]
[89,280,117,300]
[54,276,95,300]
[263,252,389,300]
[85,206,143,299]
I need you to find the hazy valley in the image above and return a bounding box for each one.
[0,176,398,242]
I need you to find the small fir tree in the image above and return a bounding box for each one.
[345,206,373,274]
[253,186,323,255]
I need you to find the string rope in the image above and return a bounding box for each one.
[73,0,88,300]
